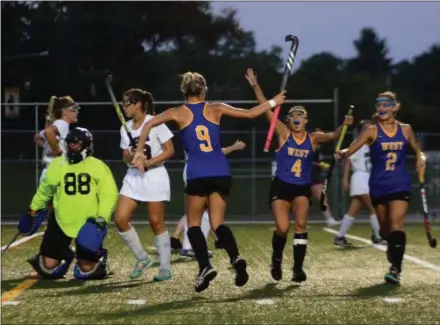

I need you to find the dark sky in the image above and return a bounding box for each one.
[211,1,440,67]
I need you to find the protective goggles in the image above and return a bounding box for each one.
[375,97,395,109]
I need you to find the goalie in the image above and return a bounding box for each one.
[18,127,118,280]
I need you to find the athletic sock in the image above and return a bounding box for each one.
[337,214,355,238]
[118,225,149,261]
[388,231,406,272]
[187,226,210,270]
[215,224,239,264]
[155,231,171,271]
[201,210,211,241]
[182,218,192,250]
[272,231,287,260]
[293,232,308,271]
[369,214,381,238]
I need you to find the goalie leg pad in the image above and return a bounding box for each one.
[27,248,75,279]
[73,249,109,280]
[75,218,107,256]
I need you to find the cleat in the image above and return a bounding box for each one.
[179,249,195,258]
[129,257,153,280]
[153,269,172,282]
[384,266,401,285]
[326,217,341,227]
[292,268,307,283]
[170,237,182,250]
[270,257,282,281]
[195,265,217,293]
[233,256,249,287]
[371,234,388,245]
[333,236,352,246]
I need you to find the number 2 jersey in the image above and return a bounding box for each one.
[178,102,230,181]
[120,114,174,169]
[275,132,315,185]
[30,156,119,238]
[368,122,410,198]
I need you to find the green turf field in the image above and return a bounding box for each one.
[2,224,440,324]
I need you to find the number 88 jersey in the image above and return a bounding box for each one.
[120,115,174,169]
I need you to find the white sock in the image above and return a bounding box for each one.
[182,216,192,250]
[370,214,381,238]
[337,215,355,238]
[118,225,148,261]
[155,231,171,271]
[201,210,211,241]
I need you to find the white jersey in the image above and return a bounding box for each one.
[349,144,371,174]
[40,119,70,166]
[119,115,174,202]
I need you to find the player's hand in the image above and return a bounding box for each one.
[342,178,350,191]
[343,115,354,126]
[272,91,286,107]
[245,68,258,87]
[334,148,349,161]
[416,153,427,172]
[233,140,246,151]
[132,152,146,172]
[319,162,330,170]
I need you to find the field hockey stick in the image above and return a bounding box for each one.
[320,106,354,212]
[45,96,57,127]
[105,75,136,147]
[418,167,437,248]
[1,231,21,257]
[263,34,299,152]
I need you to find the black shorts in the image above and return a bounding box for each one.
[185,176,232,197]
[269,176,312,206]
[371,191,411,207]
[40,214,100,262]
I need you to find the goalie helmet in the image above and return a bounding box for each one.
[65,127,94,164]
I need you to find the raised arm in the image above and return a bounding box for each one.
[245,68,289,139]
[312,115,353,145]
[217,90,285,120]
[336,126,375,160]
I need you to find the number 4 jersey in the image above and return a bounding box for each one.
[275,132,315,185]
[368,122,410,199]
[29,156,119,238]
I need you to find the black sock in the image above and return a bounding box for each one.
[215,224,239,264]
[187,226,210,270]
[272,231,287,260]
[293,232,308,271]
[388,231,406,272]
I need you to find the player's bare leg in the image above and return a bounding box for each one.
[292,196,309,283]
[115,195,153,279]
[311,183,339,226]
[359,194,386,244]
[171,215,185,250]
[270,200,290,281]
[147,201,172,281]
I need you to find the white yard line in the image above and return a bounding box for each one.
[1,232,44,251]
[323,228,440,272]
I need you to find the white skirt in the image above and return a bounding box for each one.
[350,171,370,197]
[120,166,171,202]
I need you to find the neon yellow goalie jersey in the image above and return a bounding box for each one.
[30,156,118,238]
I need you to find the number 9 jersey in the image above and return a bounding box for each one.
[178,102,230,181]
[29,155,119,238]
[120,115,174,202]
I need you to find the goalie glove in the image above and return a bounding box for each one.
[17,209,48,236]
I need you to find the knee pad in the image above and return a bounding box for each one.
[27,249,75,279]
[73,249,109,280]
